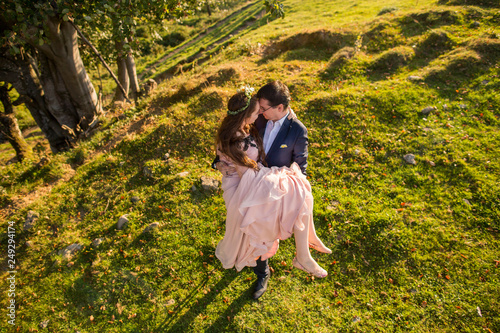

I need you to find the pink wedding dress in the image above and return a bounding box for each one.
[215,135,314,272]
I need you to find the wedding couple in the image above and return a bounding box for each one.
[213,81,331,300]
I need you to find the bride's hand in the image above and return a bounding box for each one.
[287,109,297,120]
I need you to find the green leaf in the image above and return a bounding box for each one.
[15,3,23,13]
[62,8,70,14]
[84,16,92,22]
[38,38,44,46]
[63,14,69,22]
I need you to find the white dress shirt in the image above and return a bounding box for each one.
[263,112,289,154]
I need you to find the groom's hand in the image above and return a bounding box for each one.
[216,161,236,176]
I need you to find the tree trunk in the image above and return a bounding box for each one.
[126,52,139,101]
[114,40,130,103]
[0,17,102,153]
[0,51,75,152]
[206,1,212,16]
[0,85,32,161]
[38,18,102,128]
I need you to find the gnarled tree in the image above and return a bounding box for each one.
[0,1,102,152]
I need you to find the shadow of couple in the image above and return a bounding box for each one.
[157,269,257,332]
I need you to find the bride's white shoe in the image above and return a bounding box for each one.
[309,243,332,254]
[292,257,328,278]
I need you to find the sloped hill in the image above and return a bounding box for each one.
[0,0,498,332]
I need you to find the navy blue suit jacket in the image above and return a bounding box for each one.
[255,113,308,175]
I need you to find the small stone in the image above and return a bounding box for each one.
[443,104,449,110]
[117,215,129,230]
[403,154,417,165]
[352,316,361,323]
[463,198,471,206]
[428,160,436,167]
[162,153,170,161]
[25,241,33,248]
[409,288,418,294]
[119,161,125,167]
[176,171,189,177]
[200,176,220,193]
[143,222,160,234]
[92,238,103,247]
[166,299,175,306]
[472,21,480,28]
[130,196,140,203]
[24,210,39,231]
[143,166,153,178]
[421,106,436,115]
[459,104,467,109]
[40,319,49,328]
[407,75,423,81]
[58,243,83,260]
[481,80,489,85]
[67,261,74,267]
[354,149,360,155]
[191,185,198,193]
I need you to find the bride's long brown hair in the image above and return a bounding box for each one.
[216,92,266,169]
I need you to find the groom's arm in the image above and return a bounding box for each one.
[292,122,308,175]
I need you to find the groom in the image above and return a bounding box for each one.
[215,80,309,299]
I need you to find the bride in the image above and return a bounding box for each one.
[215,86,329,279]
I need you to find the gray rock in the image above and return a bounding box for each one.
[162,153,170,161]
[143,166,153,178]
[58,243,83,260]
[200,176,220,193]
[143,222,160,234]
[25,241,33,248]
[131,196,141,203]
[407,75,423,81]
[142,79,158,96]
[403,154,417,165]
[481,80,489,85]
[472,21,480,28]
[428,160,436,167]
[354,149,360,155]
[92,238,103,247]
[40,319,49,328]
[421,106,436,115]
[24,210,39,231]
[176,171,189,177]
[459,104,467,109]
[117,215,129,230]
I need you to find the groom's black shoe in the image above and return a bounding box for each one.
[252,274,270,300]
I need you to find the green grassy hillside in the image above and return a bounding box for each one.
[1,0,499,332]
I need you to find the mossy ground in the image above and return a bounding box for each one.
[0,0,499,332]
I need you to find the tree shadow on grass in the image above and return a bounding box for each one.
[157,269,253,332]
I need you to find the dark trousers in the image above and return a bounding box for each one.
[253,257,270,279]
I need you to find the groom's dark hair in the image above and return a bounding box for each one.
[256,81,291,109]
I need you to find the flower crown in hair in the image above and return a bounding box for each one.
[227,85,255,115]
